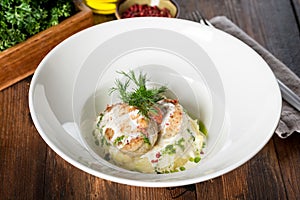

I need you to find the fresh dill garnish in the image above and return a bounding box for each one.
[109,70,167,118]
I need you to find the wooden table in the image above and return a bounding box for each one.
[1,0,300,199]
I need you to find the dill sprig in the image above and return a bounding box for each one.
[109,70,167,117]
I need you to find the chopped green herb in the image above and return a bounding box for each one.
[175,138,185,150]
[141,133,151,145]
[100,136,105,146]
[99,126,103,134]
[100,136,110,147]
[95,139,99,146]
[198,120,208,136]
[96,113,104,128]
[163,144,176,155]
[114,135,125,145]
[187,129,195,141]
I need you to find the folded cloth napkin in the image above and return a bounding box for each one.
[208,16,300,138]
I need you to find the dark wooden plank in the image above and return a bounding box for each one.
[198,0,300,77]
[237,140,286,199]
[195,178,225,199]
[43,150,120,200]
[182,0,300,76]
[273,133,300,199]
[0,77,47,199]
[43,148,197,199]
[195,140,287,199]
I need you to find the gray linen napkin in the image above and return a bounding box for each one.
[209,16,300,138]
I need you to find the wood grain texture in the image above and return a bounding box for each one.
[0,3,94,91]
[0,78,47,199]
[1,0,300,199]
[195,141,288,199]
[43,148,197,199]
[274,134,300,199]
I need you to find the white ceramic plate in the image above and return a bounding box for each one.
[29,17,281,187]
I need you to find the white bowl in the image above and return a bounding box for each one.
[29,17,281,187]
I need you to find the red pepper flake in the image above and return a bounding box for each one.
[165,123,169,126]
[151,159,158,163]
[165,99,178,104]
[156,152,161,158]
[172,99,178,104]
[105,104,113,112]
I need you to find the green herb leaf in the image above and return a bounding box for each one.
[141,133,151,145]
[198,120,208,136]
[163,144,176,155]
[109,70,167,118]
[114,135,125,145]
[175,138,185,150]
[0,0,74,51]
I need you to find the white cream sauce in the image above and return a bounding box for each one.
[94,99,206,174]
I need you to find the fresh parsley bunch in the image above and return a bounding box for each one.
[0,0,75,51]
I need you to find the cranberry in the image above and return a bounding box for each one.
[121,4,172,18]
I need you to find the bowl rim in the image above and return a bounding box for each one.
[28,17,281,187]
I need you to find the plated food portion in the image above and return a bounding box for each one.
[29,17,280,186]
[92,71,207,173]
